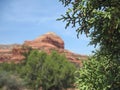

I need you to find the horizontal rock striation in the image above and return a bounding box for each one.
[0,32,87,65]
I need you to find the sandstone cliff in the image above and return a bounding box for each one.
[24,32,64,49]
[0,32,87,65]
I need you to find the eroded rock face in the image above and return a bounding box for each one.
[0,32,87,65]
[24,32,64,49]
[0,45,25,63]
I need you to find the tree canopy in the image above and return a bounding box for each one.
[21,50,76,90]
[58,0,120,59]
[59,0,120,90]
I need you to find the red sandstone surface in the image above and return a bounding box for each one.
[0,32,87,65]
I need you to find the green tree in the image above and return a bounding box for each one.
[21,50,76,90]
[75,52,120,90]
[58,0,120,90]
[21,50,47,89]
[41,51,76,90]
[58,0,120,59]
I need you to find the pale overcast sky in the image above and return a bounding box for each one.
[0,0,96,55]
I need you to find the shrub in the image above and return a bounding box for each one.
[20,50,47,89]
[22,50,76,90]
[0,71,26,90]
[0,62,17,72]
[75,54,120,90]
[41,51,76,90]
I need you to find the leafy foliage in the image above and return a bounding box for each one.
[58,0,120,59]
[0,62,17,73]
[20,50,47,89]
[41,51,76,90]
[0,50,77,90]
[59,1,120,89]
[75,53,120,90]
[20,50,76,90]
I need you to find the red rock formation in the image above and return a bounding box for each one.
[0,32,87,65]
[0,45,24,63]
[24,32,64,49]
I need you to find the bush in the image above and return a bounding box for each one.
[0,71,26,90]
[22,50,76,90]
[20,50,47,89]
[75,54,120,90]
[41,51,76,90]
[0,62,17,72]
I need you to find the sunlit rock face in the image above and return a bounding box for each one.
[0,32,87,65]
[24,32,64,49]
[0,45,25,63]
